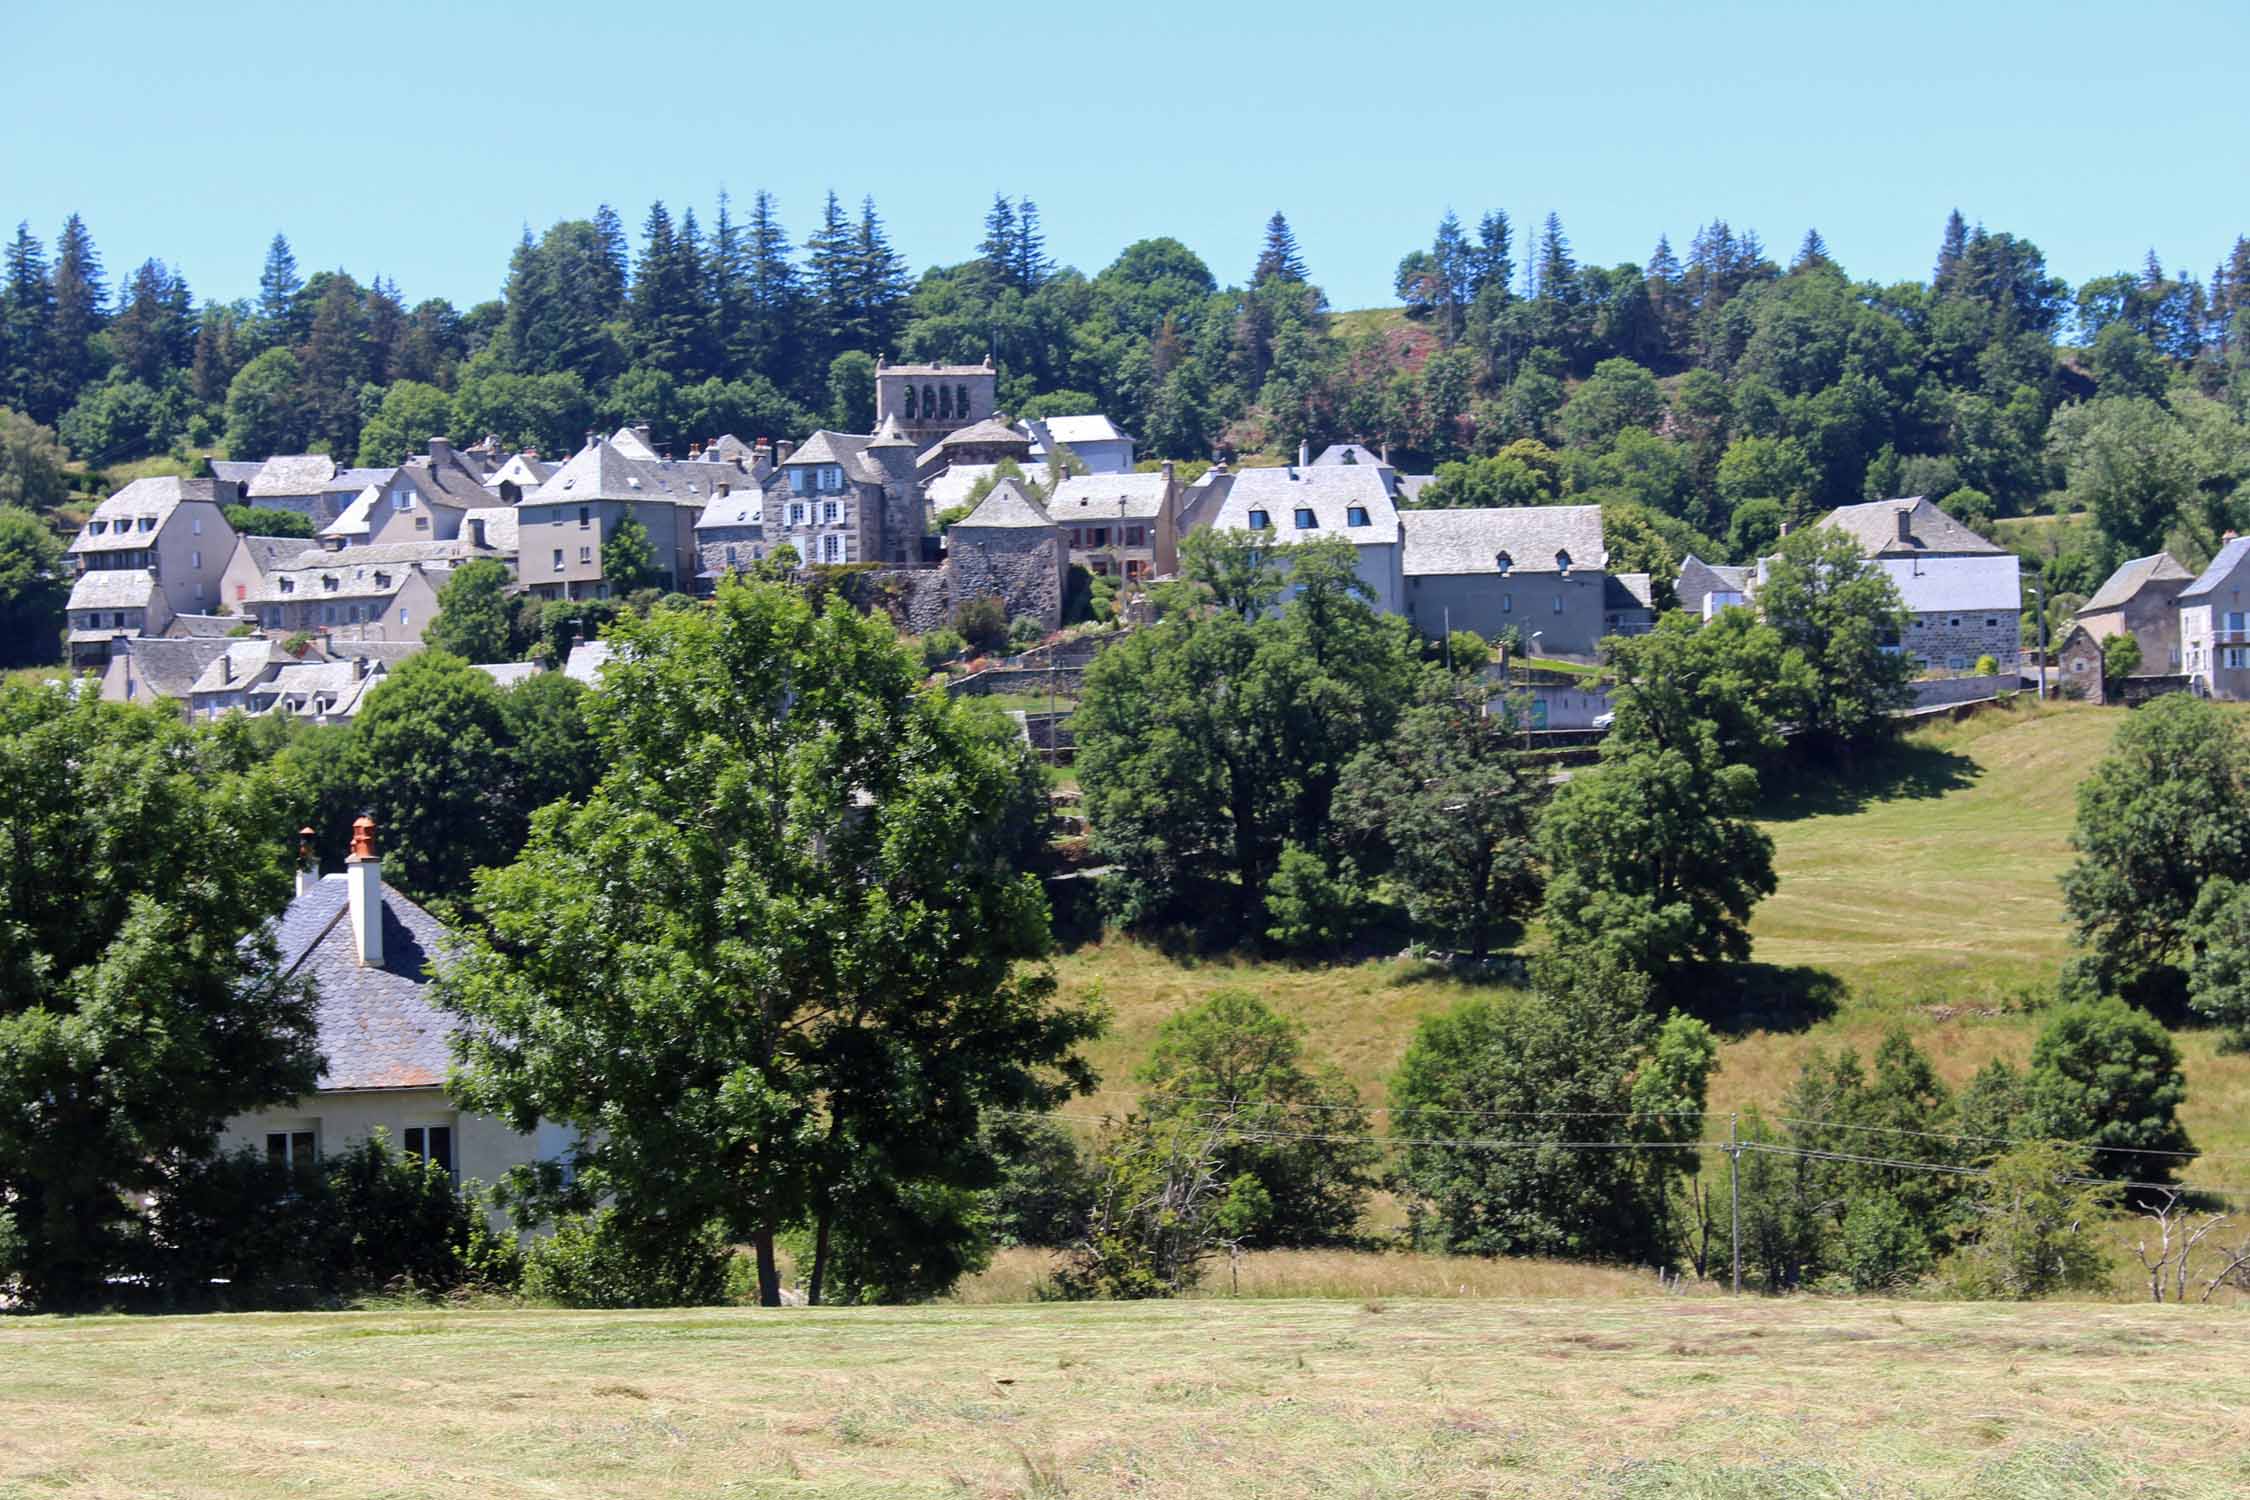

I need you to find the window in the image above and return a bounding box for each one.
[553,548,565,572]
[191,549,201,569]
[1948,616,1961,628]
[1294,507,1317,529]
[822,500,839,523]
[1552,595,1564,614]
[579,546,592,564]
[788,502,806,525]
[266,1130,317,1168]
[1947,656,1967,671]
[1555,549,1572,575]
[956,383,970,417]
[235,583,246,601]
[1346,506,1370,527]
[403,1125,454,1175]
[1247,509,1270,530]
[280,577,295,594]
[414,515,429,530]
[191,516,202,535]
[1983,616,1998,628]
[87,520,104,534]
[348,605,363,624]
[2071,658,2087,673]
[138,516,155,532]
[2229,611,2247,636]
[1125,526,1145,546]
[373,571,390,589]
[322,605,336,624]
[322,575,338,592]
[790,469,808,495]
[823,534,843,563]
[1502,593,1513,613]
[2228,648,2249,670]
[1495,551,1513,574]
[398,609,409,627]
[392,489,412,512]
[579,506,590,529]
[726,544,739,566]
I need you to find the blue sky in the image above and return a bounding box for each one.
[5,0,2244,317]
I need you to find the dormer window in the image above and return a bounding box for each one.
[1495,551,1513,574]
[1295,508,1317,530]
[790,469,808,495]
[138,517,155,532]
[280,577,295,594]
[819,466,843,493]
[1347,506,1370,527]
[87,520,105,534]
[322,576,338,592]
[1556,549,1572,575]
[392,488,412,511]
[1248,509,1271,530]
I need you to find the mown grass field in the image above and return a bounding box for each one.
[1055,699,2250,1179]
[10,1297,2249,1499]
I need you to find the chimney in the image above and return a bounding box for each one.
[295,826,318,899]
[219,651,234,684]
[1298,440,1311,468]
[633,423,652,447]
[428,436,453,470]
[1778,521,1792,538]
[349,655,365,682]
[1896,507,1913,543]
[584,429,600,451]
[346,816,383,967]
[777,440,797,464]
[1380,443,1392,466]
[1161,460,1176,487]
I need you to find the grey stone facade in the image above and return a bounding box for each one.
[874,358,999,451]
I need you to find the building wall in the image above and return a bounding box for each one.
[2180,597,2250,700]
[1405,567,1605,655]
[2078,587,2187,675]
[368,485,464,545]
[222,1088,559,1224]
[518,500,688,596]
[220,540,279,616]
[1900,611,2020,672]
[156,499,232,613]
[258,570,441,642]
[947,525,1066,631]
[696,526,767,586]
[875,366,998,448]
[767,477,879,567]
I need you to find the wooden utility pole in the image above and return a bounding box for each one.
[1728,1113,1742,1296]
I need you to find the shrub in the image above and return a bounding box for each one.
[919,628,967,672]
[1008,613,1046,650]
[2021,995,2192,1188]
[1263,842,1368,954]
[1975,654,1999,677]
[1048,1115,1231,1300]
[1837,1191,1934,1292]
[520,1210,733,1308]
[1942,1141,2113,1299]
[953,595,1007,653]
[985,1116,1097,1248]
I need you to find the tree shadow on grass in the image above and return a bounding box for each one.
[1755,739,1980,822]
[1673,961,1847,1037]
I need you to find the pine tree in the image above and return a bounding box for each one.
[1534,212,1577,303]
[850,196,911,357]
[112,258,185,387]
[630,201,707,380]
[1932,209,1969,296]
[47,213,106,413]
[1647,234,1682,285]
[744,190,808,393]
[1,223,53,417]
[256,232,302,346]
[979,193,1018,280]
[190,303,240,406]
[706,190,754,382]
[1429,210,1473,342]
[365,275,406,383]
[1253,211,1308,285]
[1471,210,1514,300]
[1792,228,1832,272]
[302,274,371,456]
[591,204,631,316]
[804,191,855,361]
[1013,197,1051,292]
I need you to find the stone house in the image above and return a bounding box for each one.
[97,634,234,709]
[1811,497,2021,672]
[1396,504,1609,656]
[2054,623,2109,702]
[1676,554,1751,619]
[219,534,310,616]
[2177,536,2250,699]
[1205,462,1405,616]
[221,819,565,1203]
[1308,442,1402,496]
[762,420,925,570]
[239,455,394,529]
[1045,468,1179,581]
[365,439,492,546]
[2075,552,2193,676]
[1023,414,1136,475]
[918,416,1035,481]
[518,436,735,600]
[459,505,519,561]
[1603,573,1657,637]
[66,570,179,668]
[694,486,768,584]
[874,356,999,450]
[246,542,462,642]
[64,476,235,665]
[943,478,1067,631]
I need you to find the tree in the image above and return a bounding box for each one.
[2021,996,2193,1189]
[628,202,708,380]
[1134,991,1378,1246]
[1944,1141,2113,1299]
[1558,358,1663,448]
[1253,212,1308,286]
[1714,434,1818,520]
[496,671,599,815]
[256,233,303,344]
[599,512,662,594]
[423,557,518,664]
[437,578,1102,1307]
[1174,524,1284,619]
[1334,677,1542,958]
[1601,608,1811,765]
[0,508,67,666]
[1390,955,1712,1265]
[0,407,70,510]
[827,349,875,432]
[1538,726,1774,987]
[2,224,56,420]
[2061,693,2250,995]
[0,686,318,1307]
[2048,397,2200,557]
[2185,878,2250,1046]
[356,380,453,467]
[223,347,308,458]
[2101,630,2143,690]
[46,214,107,410]
[223,505,313,540]
[1754,523,1914,747]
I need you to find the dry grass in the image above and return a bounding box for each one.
[949,1246,1690,1304]
[9,1297,2250,1498]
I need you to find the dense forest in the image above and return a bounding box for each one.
[3,194,2248,594]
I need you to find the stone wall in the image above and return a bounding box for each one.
[948,529,1064,632]
[1903,612,2020,672]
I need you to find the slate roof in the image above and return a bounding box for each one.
[1046,473,1171,524]
[68,569,160,609]
[116,637,235,698]
[168,613,237,637]
[1395,474,1436,504]
[1210,464,1401,543]
[321,486,381,539]
[563,639,616,686]
[71,476,216,553]
[395,452,489,510]
[1397,505,1605,578]
[701,434,759,463]
[927,417,1032,453]
[236,534,313,577]
[208,459,265,486]
[254,660,386,718]
[250,552,450,605]
[1676,554,1752,614]
[609,426,659,460]
[187,638,292,695]
[695,490,765,531]
[2177,537,2250,601]
[270,873,455,1091]
[1310,443,1390,468]
[1606,572,1656,610]
[1872,553,2021,614]
[535,439,752,505]
[462,506,519,553]
[866,414,916,449]
[880,359,992,376]
[2084,552,2196,612]
[329,466,395,494]
[473,662,542,689]
[925,463,1028,511]
[1820,496,2005,558]
[955,477,1055,531]
[247,455,340,498]
[1029,414,1133,447]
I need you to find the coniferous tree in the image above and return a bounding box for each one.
[1471,210,1514,300]
[256,232,303,346]
[1429,210,1473,343]
[591,204,631,317]
[850,197,911,356]
[629,201,708,380]
[1013,197,1051,292]
[804,191,855,363]
[1,224,53,417]
[740,190,806,395]
[111,259,191,387]
[706,190,753,382]
[979,193,1018,281]
[1534,212,1577,303]
[1253,211,1308,285]
[190,303,241,406]
[47,213,106,412]
[301,275,371,455]
[365,275,406,382]
[1933,208,1970,294]
[1792,228,1832,272]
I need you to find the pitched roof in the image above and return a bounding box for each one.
[235,534,313,578]
[1310,443,1390,468]
[2083,552,2196,612]
[925,462,1029,510]
[1030,414,1132,447]
[1872,553,2021,614]
[168,613,237,637]
[866,414,916,449]
[609,426,658,461]
[563,639,616,686]
[933,417,1031,450]
[461,506,519,554]
[328,466,396,494]
[2179,537,2250,601]
[208,459,265,486]
[187,638,292,695]
[1606,572,1655,610]
[249,552,450,604]
[696,490,765,531]
[1819,496,2005,558]
[254,660,386,718]
[1210,464,1401,542]
[246,455,340,498]
[474,662,542,689]
[72,476,222,553]
[955,477,1054,531]
[536,439,755,506]
[270,872,455,1090]
[396,453,488,510]
[771,431,891,489]
[321,485,382,538]
[116,636,235,698]
[1398,505,1605,578]
[1046,473,1171,524]
[68,569,161,609]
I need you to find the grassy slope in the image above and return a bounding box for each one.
[1055,701,2250,1183]
[10,1299,2249,1498]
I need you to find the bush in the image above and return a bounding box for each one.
[1942,1141,2113,1299]
[1262,842,1368,954]
[985,1117,1097,1248]
[224,504,315,540]
[953,595,1007,653]
[2021,995,2192,1188]
[919,628,967,672]
[520,1210,733,1308]
[1008,613,1046,650]
[1837,1192,1934,1292]
[1975,654,1999,677]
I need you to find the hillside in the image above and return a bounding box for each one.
[10,1298,2246,1498]
[1058,701,2250,1180]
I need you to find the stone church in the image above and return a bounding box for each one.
[875,357,999,449]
